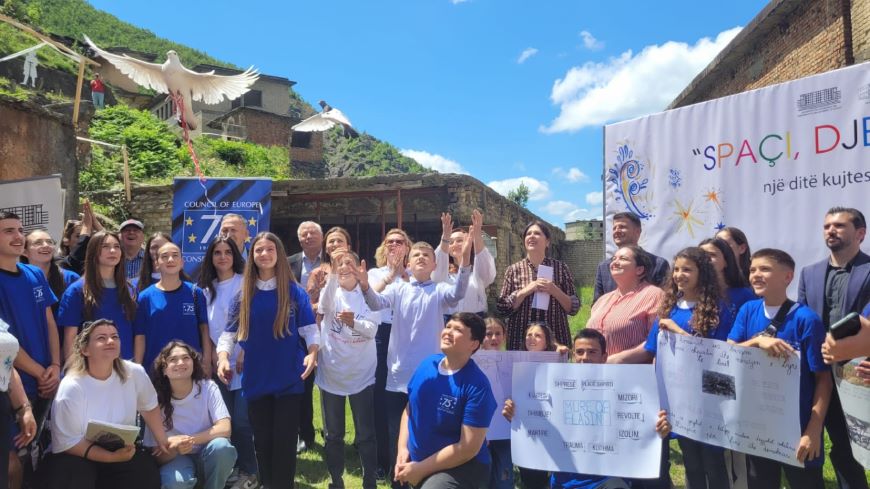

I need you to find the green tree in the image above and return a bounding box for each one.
[507,182,530,207]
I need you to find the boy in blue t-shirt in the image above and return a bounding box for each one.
[395,312,496,489]
[727,248,832,489]
[0,213,62,403]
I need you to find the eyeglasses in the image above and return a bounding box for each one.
[30,239,55,247]
[385,239,405,245]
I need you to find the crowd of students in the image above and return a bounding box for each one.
[0,202,867,489]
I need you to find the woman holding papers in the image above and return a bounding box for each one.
[497,221,580,350]
[147,341,237,489]
[586,246,665,356]
[47,319,169,489]
[610,247,735,489]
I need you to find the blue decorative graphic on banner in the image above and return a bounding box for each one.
[607,145,651,220]
[172,178,272,279]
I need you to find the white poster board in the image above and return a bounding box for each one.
[655,331,803,466]
[510,362,662,479]
[833,358,870,469]
[0,175,64,240]
[603,63,870,294]
[472,350,563,440]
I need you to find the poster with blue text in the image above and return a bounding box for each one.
[172,178,272,278]
[603,63,870,293]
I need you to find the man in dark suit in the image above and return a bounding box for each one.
[798,206,870,489]
[593,212,669,304]
[288,220,324,454]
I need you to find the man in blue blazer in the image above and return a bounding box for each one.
[798,206,869,489]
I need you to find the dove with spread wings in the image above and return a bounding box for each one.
[84,35,258,130]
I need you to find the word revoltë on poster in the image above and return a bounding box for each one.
[655,331,803,466]
[511,362,662,478]
[171,177,272,277]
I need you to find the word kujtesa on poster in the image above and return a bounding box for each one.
[833,358,870,469]
[472,350,563,440]
[511,362,661,478]
[171,178,272,277]
[604,63,870,296]
[655,331,803,466]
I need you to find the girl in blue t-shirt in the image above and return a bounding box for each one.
[134,242,210,376]
[58,231,137,360]
[616,247,732,489]
[699,237,755,319]
[215,232,319,489]
[22,230,80,309]
[134,232,171,294]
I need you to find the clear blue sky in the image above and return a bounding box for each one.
[88,0,764,227]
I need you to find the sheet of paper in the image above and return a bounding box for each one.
[510,362,662,478]
[472,350,563,440]
[833,357,870,469]
[533,264,553,310]
[655,331,803,467]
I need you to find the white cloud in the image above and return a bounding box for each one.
[585,191,603,205]
[487,177,551,201]
[517,47,539,64]
[579,30,604,50]
[552,166,589,182]
[542,200,598,222]
[400,149,468,174]
[541,26,742,133]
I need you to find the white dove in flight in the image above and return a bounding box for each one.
[83,35,258,130]
[292,100,359,138]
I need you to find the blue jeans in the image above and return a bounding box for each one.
[488,439,513,489]
[91,91,104,109]
[159,437,237,489]
[217,380,258,475]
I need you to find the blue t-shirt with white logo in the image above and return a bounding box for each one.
[57,279,135,359]
[728,299,829,468]
[134,282,207,372]
[0,263,57,396]
[406,353,496,465]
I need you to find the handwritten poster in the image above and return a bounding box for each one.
[510,362,662,478]
[655,331,803,466]
[833,358,870,469]
[472,350,563,440]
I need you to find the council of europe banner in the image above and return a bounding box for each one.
[603,63,870,291]
[172,177,272,278]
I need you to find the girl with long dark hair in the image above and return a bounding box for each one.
[198,237,259,488]
[135,232,171,294]
[699,237,755,320]
[146,341,236,489]
[58,231,137,360]
[216,232,319,489]
[716,226,752,282]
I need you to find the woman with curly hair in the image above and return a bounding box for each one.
[146,341,236,489]
[610,246,735,489]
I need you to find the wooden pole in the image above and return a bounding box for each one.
[0,14,99,65]
[72,59,85,128]
[122,145,131,202]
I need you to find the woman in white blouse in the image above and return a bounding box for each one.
[48,319,169,489]
[444,209,495,317]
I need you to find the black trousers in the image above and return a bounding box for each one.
[374,322,392,473]
[248,393,301,489]
[677,438,729,489]
[299,362,315,446]
[746,454,824,489]
[45,449,160,489]
[825,389,869,489]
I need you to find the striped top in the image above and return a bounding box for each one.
[497,257,579,350]
[587,281,664,355]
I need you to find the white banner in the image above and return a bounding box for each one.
[472,350,563,440]
[0,175,64,240]
[510,362,662,479]
[603,63,870,292]
[834,358,870,469]
[655,331,803,466]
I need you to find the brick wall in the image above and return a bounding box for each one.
[240,109,294,148]
[672,0,862,108]
[562,239,604,287]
